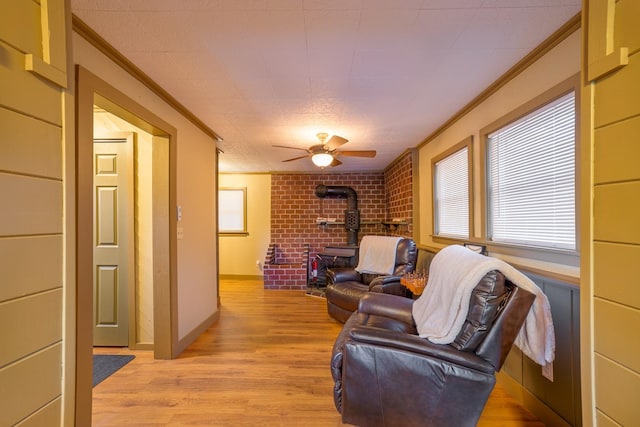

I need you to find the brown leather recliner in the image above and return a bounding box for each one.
[325,238,418,322]
[330,270,535,427]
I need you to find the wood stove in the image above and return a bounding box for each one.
[309,246,358,287]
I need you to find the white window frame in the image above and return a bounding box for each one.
[432,137,473,241]
[218,187,248,235]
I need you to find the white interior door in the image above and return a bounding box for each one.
[93,138,134,346]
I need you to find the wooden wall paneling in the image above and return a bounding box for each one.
[14,398,62,427]
[0,343,62,426]
[615,0,640,54]
[0,289,62,368]
[586,0,610,67]
[587,0,629,82]
[587,1,640,425]
[571,287,582,427]
[1,0,68,424]
[523,346,548,403]
[503,346,524,382]
[0,174,63,236]
[594,115,640,184]
[594,354,640,425]
[40,0,68,74]
[593,53,640,128]
[0,235,62,302]
[0,0,41,54]
[595,411,622,427]
[594,242,640,307]
[594,298,640,373]
[0,108,62,179]
[522,286,566,422]
[0,42,62,125]
[22,0,68,88]
[593,182,640,244]
[541,283,580,425]
[505,273,580,426]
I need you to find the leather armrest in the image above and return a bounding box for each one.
[369,275,406,296]
[348,325,494,374]
[327,267,361,284]
[368,275,401,289]
[371,275,402,286]
[357,293,414,325]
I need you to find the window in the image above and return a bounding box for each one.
[433,138,472,239]
[485,91,575,250]
[218,188,247,234]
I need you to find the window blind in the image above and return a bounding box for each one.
[487,91,575,250]
[434,147,469,238]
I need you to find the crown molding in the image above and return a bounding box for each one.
[418,13,581,149]
[72,15,223,142]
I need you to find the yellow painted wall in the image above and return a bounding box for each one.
[219,173,272,277]
[415,23,583,424]
[584,1,640,425]
[72,33,218,341]
[417,29,581,276]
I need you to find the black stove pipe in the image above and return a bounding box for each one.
[315,185,359,246]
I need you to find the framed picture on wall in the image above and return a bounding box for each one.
[218,187,247,235]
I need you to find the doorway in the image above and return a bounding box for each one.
[76,65,179,424]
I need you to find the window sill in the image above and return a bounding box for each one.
[431,235,580,284]
[219,232,249,236]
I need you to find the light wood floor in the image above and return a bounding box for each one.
[92,279,544,426]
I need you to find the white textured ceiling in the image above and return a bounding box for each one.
[71,0,580,173]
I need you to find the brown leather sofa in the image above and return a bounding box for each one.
[330,270,535,427]
[325,238,418,322]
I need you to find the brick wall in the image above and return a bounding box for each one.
[384,150,413,238]
[265,154,414,290]
[263,242,309,290]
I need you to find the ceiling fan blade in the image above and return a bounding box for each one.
[324,135,348,150]
[282,154,310,162]
[336,150,376,158]
[329,157,343,167]
[273,144,309,152]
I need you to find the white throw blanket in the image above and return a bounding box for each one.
[355,236,403,275]
[412,245,555,371]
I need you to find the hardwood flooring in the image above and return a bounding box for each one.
[92,279,544,426]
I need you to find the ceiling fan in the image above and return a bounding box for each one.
[274,133,376,167]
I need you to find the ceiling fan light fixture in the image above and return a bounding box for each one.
[311,153,333,167]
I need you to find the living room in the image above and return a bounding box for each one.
[3,1,639,426]
[217,21,582,426]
